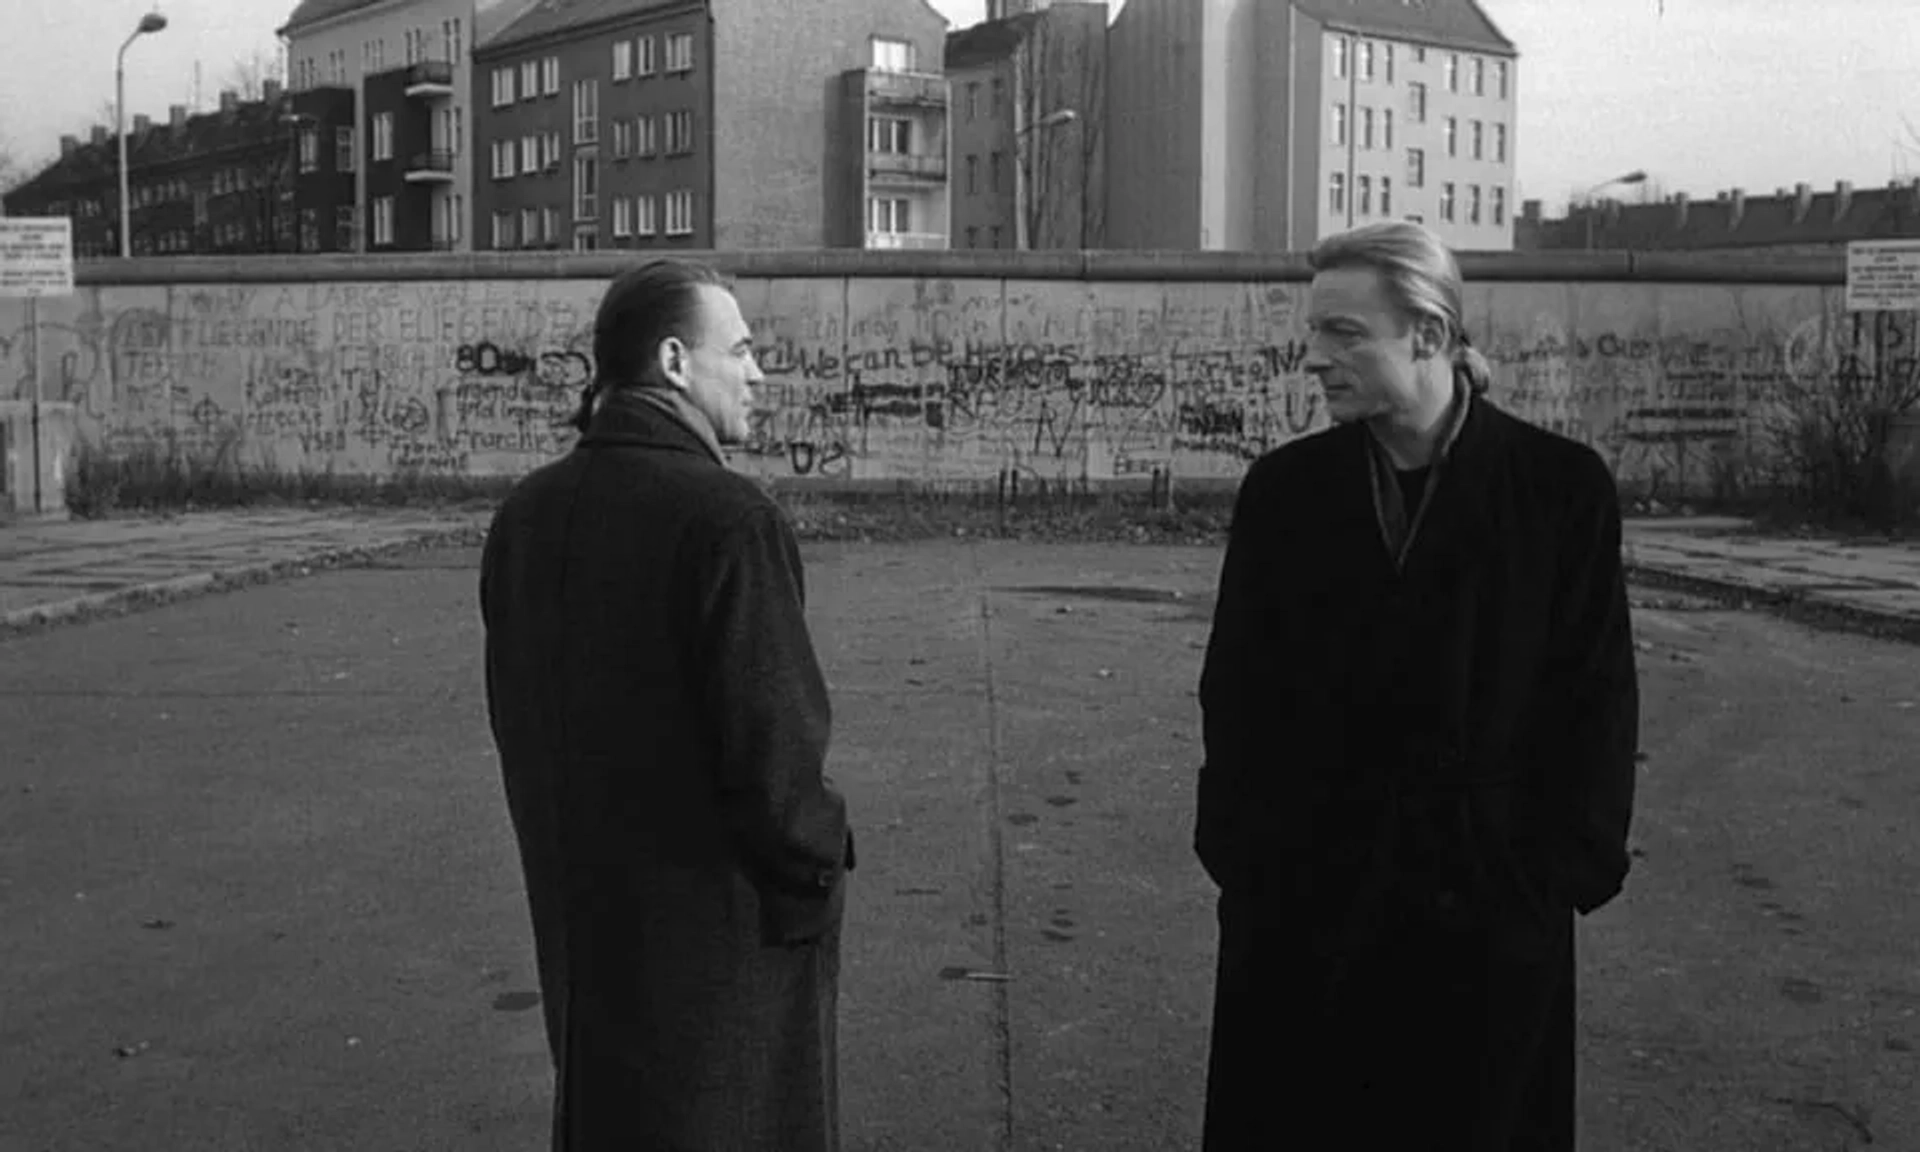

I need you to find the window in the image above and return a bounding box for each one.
[520,207,538,248]
[544,131,562,168]
[967,81,979,121]
[966,153,978,194]
[1358,175,1372,215]
[492,139,514,179]
[869,196,910,234]
[1331,35,1348,78]
[444,18,462,61]
[1497,60,1509,100]
[1329,172,1345,214]
[521,134,539,174]
[492,210,512,249]
[1440,182,1456,222]
[373,113,393,161]
[1469,184,1482,225]
[1472,120,1483,160]
[573,227,597,252]
[492,67,514,106]
[613,39,633,81]
[1383,43,1395,84]
[1361,107,1374,149]
[337,126,356,171]
[574,149,598,220]
[372,196,394,246]
[666,109,694,154]
[991,224,1003,247]
[1407,147,1425,188]
[543,57,560,95]
[1495,123,1507,163]
[636,36,657,76]
[1408,81,1426,122]
[1472,57,1485,96]
[871,37,913,72]
[992,77,1003,113]
[636,116,657,156]
[613,196,632,237]
[1414,46,1427,63]
[302,208,320,251]
[1445,53,1459,92]
[1492,186,1506,226]
[1444,116,1457,157]
[298,129,319,173]
[1331,103,1347,146]
[574,80,599,143]
[613,118,633,158]
[442,107,462,157]
[1381,176,1393,216]
[868,115,910,153]
[1358,41,1373,82]
[990,151,1004,192]
[449,195,463,243]
[666,32,693,73]
[1383,109,1394,150]
[636,194,657,235]
[665,189,693,235]
[521,61,538,101]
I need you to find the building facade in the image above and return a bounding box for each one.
[945,1,1106,250]
[470,0,951,252]
[1519,179,1920,254]
[3,88,298,259]
[281,0,516,250]
[1105,0,1516,251]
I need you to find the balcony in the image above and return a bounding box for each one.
[865,69,947,109]
[404,150,455,182]
[866,231,948,250]
[405,59,454,99]
[868,151,948,184]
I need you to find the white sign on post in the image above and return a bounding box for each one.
[0,217,75,297]
[1845,239,1920,312]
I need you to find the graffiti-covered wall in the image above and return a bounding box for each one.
[1,252,1910,498]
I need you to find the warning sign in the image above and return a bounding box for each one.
[0,217,74,297]
[1846,239,1920,312]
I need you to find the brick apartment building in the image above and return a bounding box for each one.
[470,0,951,252]
[2,87,298,258]
[1518,179,1920,253]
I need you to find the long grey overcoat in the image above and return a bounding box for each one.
[481,389,854,1152]
[1195,395,1640,1151]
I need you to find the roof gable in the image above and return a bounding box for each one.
[1291,0,1515,55]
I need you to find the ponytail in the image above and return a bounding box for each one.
[1452,333,1492,397]
[567,381,600,434]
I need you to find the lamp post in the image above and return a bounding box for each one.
[117,10,169,259]
[1582,169,1646,250]
[1013,106,1077,250]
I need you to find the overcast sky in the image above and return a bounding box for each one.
[4,0,1912,210]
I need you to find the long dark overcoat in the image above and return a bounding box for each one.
[481,389,854,1152]
[1195,395,1639,1151]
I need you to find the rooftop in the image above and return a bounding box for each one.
[1291,0,1516,55]
[479,0,683,53]
[1526,180,1920,251]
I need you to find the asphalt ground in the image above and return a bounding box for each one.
[1,542,1916,1151]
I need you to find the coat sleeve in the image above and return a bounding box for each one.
[1195,461,1273,892]
[698,505,852,947]
[1541,450,1641,915]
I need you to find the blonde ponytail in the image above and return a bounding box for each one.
[1453,341,1492,396]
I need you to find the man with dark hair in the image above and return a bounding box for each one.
[482,258,856,1151]
[1196,222,1640,1151]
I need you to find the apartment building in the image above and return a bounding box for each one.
[280,0,523,250]
[945,1,1106,250]
[470,0,950,252]
[1106,0,1517,251]
[1519,179,1920,254]
[3,88,297,258]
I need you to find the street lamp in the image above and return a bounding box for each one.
[1012,107,1078,250]
[1582,169,1646,250]
[117,10,169,259]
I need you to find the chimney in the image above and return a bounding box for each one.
[90,125,109,146]
[1729,187,1746,229]
[1715,189,1728,202]
[1521,198,1541,223]
[1834,180,1853,223]
[60,134,79,157]
[170,103,189,129]
[263,79,283,103]
[1792,181,1812,223]
[219,89,238,114]
[132,113,152,134]
[1673,190,1689,228]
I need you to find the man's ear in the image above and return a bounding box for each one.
[1410,314,1448,361]
[656,335,690,391]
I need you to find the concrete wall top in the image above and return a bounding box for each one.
[66,247,1847,286]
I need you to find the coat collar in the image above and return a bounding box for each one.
[1354,385,1509,582]
[1365,382,1474,570]
[578,386,726,466]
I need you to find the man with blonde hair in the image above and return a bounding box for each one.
[1195,222,1639,1150]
